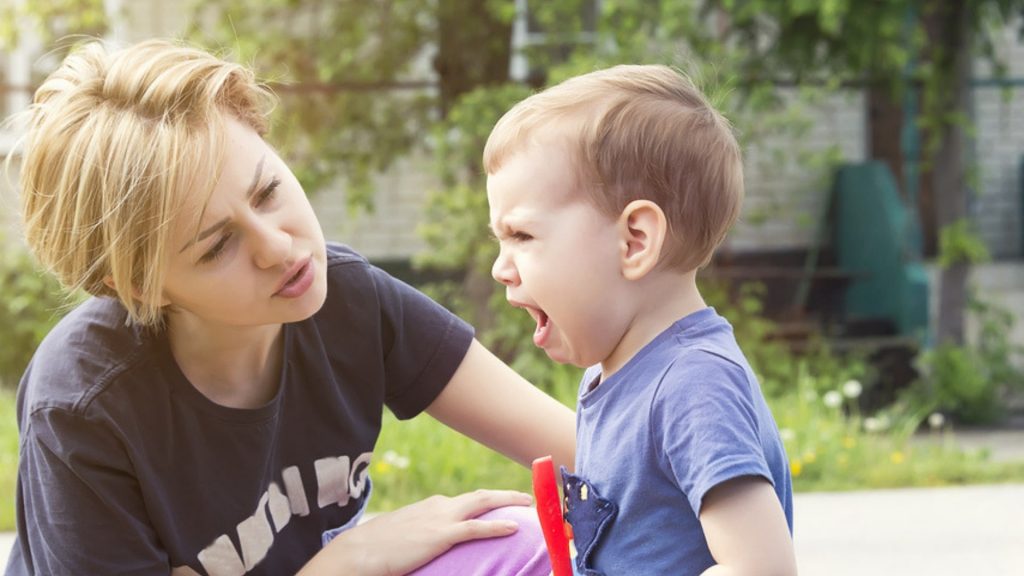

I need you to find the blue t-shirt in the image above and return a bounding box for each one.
[6,243,474,576]
[564,307,792,576]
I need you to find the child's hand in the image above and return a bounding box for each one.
[299,489,534,576]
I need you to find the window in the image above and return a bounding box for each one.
[510,0,599,84]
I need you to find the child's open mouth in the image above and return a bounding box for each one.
[529,308,551,348]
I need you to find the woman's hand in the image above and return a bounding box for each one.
[298,489,534,576]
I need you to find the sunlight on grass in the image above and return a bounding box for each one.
[0,382,1021,529]
[0,389,17,532]
[369,410,534,512]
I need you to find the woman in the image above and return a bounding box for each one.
[7,39,573,575]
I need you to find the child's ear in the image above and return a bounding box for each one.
[617,199,667,281]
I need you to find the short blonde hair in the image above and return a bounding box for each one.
[483,64,743,271]
[18,39,275,327]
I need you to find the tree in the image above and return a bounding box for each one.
[699,0,1024,346]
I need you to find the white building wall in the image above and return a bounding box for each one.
[310,154,437,260]
[728,89,867,253]
[972,20,1024,259]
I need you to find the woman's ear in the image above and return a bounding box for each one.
[617,199,667,281]
[103,276,171,307]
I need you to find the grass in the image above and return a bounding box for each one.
[0,384,1022,529]
[0,389,16,532]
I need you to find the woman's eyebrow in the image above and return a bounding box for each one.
[179,155,266,253]
[244,155,266,199]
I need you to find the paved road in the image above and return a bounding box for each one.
[0,483,1021,574]
[795,483,1024,575]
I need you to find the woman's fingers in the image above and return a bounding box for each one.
[301,489,537,575]
[450,489,534,518]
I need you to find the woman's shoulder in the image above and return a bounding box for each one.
[325,242,370,269]
[20,297,156,417]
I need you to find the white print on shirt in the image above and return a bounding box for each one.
[173,451,373,576]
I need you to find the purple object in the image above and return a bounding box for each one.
[408,505,551,576]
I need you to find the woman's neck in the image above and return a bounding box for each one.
[165,314,285,409]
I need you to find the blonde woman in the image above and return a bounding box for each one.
[7,39,573,576]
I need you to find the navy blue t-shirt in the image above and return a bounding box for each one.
[6,243,474,575]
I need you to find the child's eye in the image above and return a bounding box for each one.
[510,231,533,242]
[199,233,232,264]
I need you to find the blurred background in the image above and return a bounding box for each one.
[1,0,1023,570]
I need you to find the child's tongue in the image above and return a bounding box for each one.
[533,311,551,347]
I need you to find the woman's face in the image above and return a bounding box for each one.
[160,114,328,331]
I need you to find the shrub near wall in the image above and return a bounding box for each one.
[0,239,73,389]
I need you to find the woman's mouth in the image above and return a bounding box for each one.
[274,258,314,298]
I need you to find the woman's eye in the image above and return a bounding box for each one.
[199,233,232,264]
[255,177,281,207]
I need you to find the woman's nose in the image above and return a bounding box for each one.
[252,219,292,269]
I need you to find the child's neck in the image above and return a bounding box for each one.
[599,268,705,381]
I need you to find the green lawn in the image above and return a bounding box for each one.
[0,389,17,532]
[0,389,1023,530]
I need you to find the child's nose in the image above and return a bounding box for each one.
[491,251,519,286]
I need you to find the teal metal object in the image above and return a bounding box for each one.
[833,161,930,344]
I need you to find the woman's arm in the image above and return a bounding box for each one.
[424,339,576,473]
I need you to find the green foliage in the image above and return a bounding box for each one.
[914,293,1024,424]
[937,219,991,268]
[0,389,17,530]
[186,0,438,208]
[0,240,77,389]
[0,0,108,48]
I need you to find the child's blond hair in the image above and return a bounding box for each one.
[17,39,275,327]
[484,64,743,271]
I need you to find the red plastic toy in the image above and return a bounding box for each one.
[532,456,573,576]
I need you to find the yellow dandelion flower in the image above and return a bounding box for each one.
[890,451,905,464]
[842,436,856,449]
[790,458,803,477]
[373,461,393,475]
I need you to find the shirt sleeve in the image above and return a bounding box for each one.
[368,265,474,420]
[651,352,774,516]
[10,406,168,575]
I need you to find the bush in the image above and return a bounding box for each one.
[0,239,74,389]
[913,294,1024,425]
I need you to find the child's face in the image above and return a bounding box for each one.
[487,142,634,368]
[161,114,328,331]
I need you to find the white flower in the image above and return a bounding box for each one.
[780,428,796,442]
[842,379,863,399]
[382,450,410,469]
[823,390,843,408]
[864,415,890,433]
[928,412,946,430]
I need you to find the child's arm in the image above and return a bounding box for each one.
[426,339,576,472]
[698,476,797,576]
